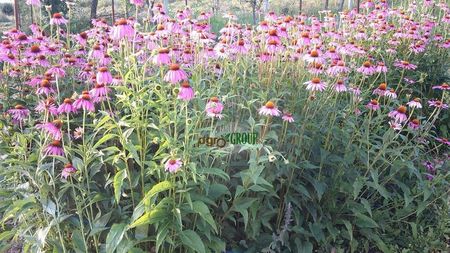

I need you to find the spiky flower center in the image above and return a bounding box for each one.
[265,101,275,109]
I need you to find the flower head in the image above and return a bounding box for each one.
[366,99,380,111]
[61,163,77,179]
[73,91,95,112]
[304,77,327,92]
[178,81,195,101]
[44,140,65,156]
[388,105,407,123]
[259,101,281,117]
[205,97,224,119]
[165,158,182,173]
[164,63,188,84]
[50,13,68,26]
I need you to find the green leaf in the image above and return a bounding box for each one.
[354,213,379,228]
[114,170,127,204]
[192,201,218,233]
[129,209,167,228]
[72,230,86,253]
[106,223,127,253]
[146,181,175,200]
[180,230,206,253]
[93,133,117,149]
[353,178,365,200]
[0,230,15,241]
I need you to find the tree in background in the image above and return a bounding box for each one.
[90,0,98,20]
[42,0,67,14]
[325,0,329,10]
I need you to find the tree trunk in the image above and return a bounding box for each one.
[13,0,20,29]
[325,0,329,10]
[339,0,345,11]
[90,0,98,20]
[356,0,360,12]
[263,0,269,14]
[185,0,188,6]
[348,0,352,10]
[111,0,115,24]
[299,0,302,13]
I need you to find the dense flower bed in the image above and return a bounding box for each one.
[0,0,449,252]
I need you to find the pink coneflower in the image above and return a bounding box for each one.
[205,97,224,119]
[428,100,449,109]
[37,119,63,140]
[44,140,64,156]
[73,127,84,140]
[303,50,325,64]
[232,39,250,54]
[385,89,397,99]
[165,158,182,173]
[298,31,311,46]
[432,83,450,90]
[177,81,195,101]
[73,91,95,112]
[259,101,281,117]
[282,112,294,123]
[266,39,282,53]
[304,77,327,92]
[388,105,408,123]
[394,60,417,70]
[389,121,402,131]
[90,83,110,102]
[111,18,135,41]
[376,62,388,73]
[153,48,171,66]
[130,0,145,6]
[357,61,376,76]
[334,80,347,93]
[366,99,380,111]
[36,79,55,96]
[7,104,30,124]
[326,60,350,75]
[50,13,68,26]
[164,63,188,84]
[372,83,387,96]
[61,163,77,179]
[58,98,77,114]
[48,65,66,78]
[407,98,422,109]
[35,98,58,116]
[96,67,112,85]
[112,75,122,86]
[408,118,420,130]
[26,0,41,6]
[435,137,450,146]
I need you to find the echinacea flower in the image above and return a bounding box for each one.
[96,67,112,84]
[408,118,420,130]
[177,81,195,101]
[407,98,422,109]
[36,79,55,96]
[44,140,65,156]
[153,48,171,66]
[73,91,95,112]
[165,158,182,173]
[304,77,327,92]
[26,0,41,6]
[432,83,450,90]
[58,98,77,114]
[357,61,376,76]
[259,101,281,117]
[164,63,188,84]
[35,98,58,116]
[61,163,77,179]
[7,105,30,124]
[130,0,145,7]
[435,137,450,146]
[50,13,68,26]
[389,121,402,131]
[372,83,387,96]
[73,127,84,140]
[388,105,408,123]
[385,89,397,99]
[282,112,294,123]
[394,60,417,70]
[334,80,347,93]
[36,119,63,140]
[366,99,380,111]
[205,97,224,119]
[428,100,449,109]
[303,50,325,64]
[90,83,110,101]
[111,18,135,40]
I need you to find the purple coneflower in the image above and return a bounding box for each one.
[334,80,347,93]
[36,79,55,96]
[388,105,408,123]
[435,137,450,146]
[73,127,84,140]
[26,0,41,6]
[164,63,188,84]
[37,119,63,140]
[376,62,388,73]
[165,158,182,173]
[357,61,376,76]
[366,99,380,111]
[282,112,294,123]
[153,48,171,66]
[61,163,77,179]
[130,0,145,6]
[304,77,327,92]
[50,13,68,26]
[58,98,77,114]
[432,83,449,90]
[373,83,388,96]
[394,60,417,70]
[96,67,112,85]
[303,50,325,64]
[428,100,449,109]
[407,98,422,109]
[44,140,64,156]
[259,101,281,117]
[385,89,397,99]
[73,91,95,112]
[205,97,224,119]
[177,81,195,101]
[408,118,420,130]
[8,104,30,124]
[389,121,402,131]
[111,18,135,40]
[35,98,58,116]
